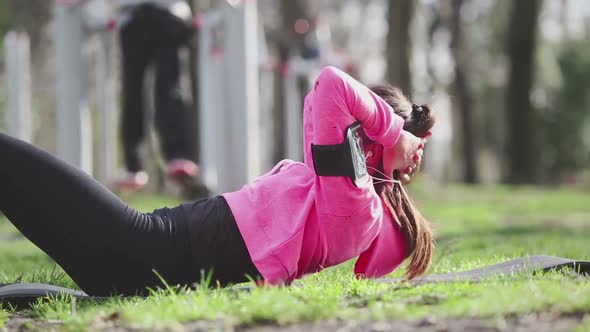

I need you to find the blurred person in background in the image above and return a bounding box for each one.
[112,0,198,191]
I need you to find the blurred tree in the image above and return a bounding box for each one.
[0,0,51,53]
[523,0,590,183]
[385,0,414,95]
[0,0,53,151]
[542,40,590,179]
[424,2,444,95]
[267,0,317,162]
[468,1,511,184]
[505,0,543,184]
[449,0,478,183]
[0,2,11,38]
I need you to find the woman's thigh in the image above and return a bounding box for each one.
[0,134,194,295]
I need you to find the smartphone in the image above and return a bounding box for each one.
[311,122,369,187]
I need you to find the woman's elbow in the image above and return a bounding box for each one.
[315,66,346,91]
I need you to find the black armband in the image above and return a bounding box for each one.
[311,122,369,187]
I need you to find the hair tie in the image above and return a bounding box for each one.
[412,104,422,113]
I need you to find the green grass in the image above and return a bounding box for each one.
[1,184,590,330]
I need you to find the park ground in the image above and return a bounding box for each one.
[1,180,590,331]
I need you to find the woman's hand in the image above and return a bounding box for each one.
[382,130,429,184]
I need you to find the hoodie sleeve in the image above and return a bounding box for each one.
[354,208,407,278]
[306,66,405,217]
[310,66,404,147]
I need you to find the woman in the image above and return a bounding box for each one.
[0,67,433,296]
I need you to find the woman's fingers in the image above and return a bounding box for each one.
[413,153,422,167]
[411,139,427,169]
[419,136,429,148]
[387,130,429,175]
[388,132,430,183]
[400,173,411,185]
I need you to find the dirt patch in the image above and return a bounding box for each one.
[4,315,63,332]
[4,313,585,332]
[238,314,584,332]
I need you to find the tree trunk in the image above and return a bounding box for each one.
[450,0,478,183]
[5,0,51,52]
[385,0,415,95]
[505,0,542,184]
[271,0,315,162]
[425,2,444,95]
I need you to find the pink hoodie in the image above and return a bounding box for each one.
[222,66,407,284]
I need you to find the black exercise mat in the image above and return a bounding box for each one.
[0,283,104,308]
[378,255,590,285]
[2,256,589,307]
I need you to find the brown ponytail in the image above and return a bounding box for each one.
[370,85,435,279]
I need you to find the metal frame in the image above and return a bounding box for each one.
[197,1,261,194]
[3,32,32,143]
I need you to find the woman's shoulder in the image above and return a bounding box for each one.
[252,160,314,184]
[271,159,310,172]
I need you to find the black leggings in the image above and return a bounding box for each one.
[0,133,259,296]
[120,4,194,172]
